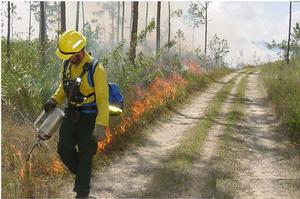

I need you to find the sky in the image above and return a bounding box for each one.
[1,1,300,67]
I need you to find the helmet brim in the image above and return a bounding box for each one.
[55,49,74,60]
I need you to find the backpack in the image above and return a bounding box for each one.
[63,58,124,115]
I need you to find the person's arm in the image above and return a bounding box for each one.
[93,63,109,127]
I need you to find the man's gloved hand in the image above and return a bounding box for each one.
[43,98,57,113]
[93,125,106,141]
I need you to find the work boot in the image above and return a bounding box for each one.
[75,193,96,199]
[75,193,88,199]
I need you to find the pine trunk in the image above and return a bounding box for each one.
[75,2,80,31]
[287,1,292,64]
[121,2,125,42]
[7,1,11,65]
[29,1,32,41]
[40,1,46,66]
[192,18,195,49]
[56,2,60,39]
[204,1,208,58]
[168,1,171,52]
[61,2,66,33]
[145,2,148,47]
[117,2,120,43]
[11,3,14,39]
[129,1,139,63]
[111,9,114,49]
[82,2,85,32]
[156,1,161,57]
[130,2,133,36]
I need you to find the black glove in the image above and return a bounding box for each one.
[93,125,106,141]
[43,98,57,113]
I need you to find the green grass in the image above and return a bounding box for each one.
[213,73,249,198]
[139,74,238,197]
[259,59,300,140]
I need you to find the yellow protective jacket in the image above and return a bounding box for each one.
[52,51,109,127]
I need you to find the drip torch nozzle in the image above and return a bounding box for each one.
[26,139,42,161]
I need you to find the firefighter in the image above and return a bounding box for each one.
[43,30,109,198]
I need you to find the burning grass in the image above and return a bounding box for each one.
[2,60,233,198]
[1,105,68,198]
[93,63,232,162]
[96,72,190,152]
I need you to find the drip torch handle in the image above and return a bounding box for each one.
[33,110,46,132]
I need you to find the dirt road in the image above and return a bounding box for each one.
[60,69,300,198]
[233,71,300,198]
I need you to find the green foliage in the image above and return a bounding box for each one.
[137,19,155,43]
[186,2,204,28]
[265,23,300,59]
[208,34,229,67]
[260,58,300,137]
[171,9,183,17]
[1,38,60,120]
[175,29,185,55]
[30,2,60,38]
[83,21,104,56]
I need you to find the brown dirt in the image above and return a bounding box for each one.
[60,72,238,198]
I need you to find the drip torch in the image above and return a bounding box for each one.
[26,108,65,161]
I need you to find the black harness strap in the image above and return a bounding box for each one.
[62,60,95,103]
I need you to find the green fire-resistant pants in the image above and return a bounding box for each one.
[57,108,97,196]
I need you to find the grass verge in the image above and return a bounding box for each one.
[259,59,300,141]
[139,74,238,197]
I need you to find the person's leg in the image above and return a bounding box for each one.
[74,113,97,196]
[57,112,79,175]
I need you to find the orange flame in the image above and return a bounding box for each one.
[115,72,187,138]
[185,61,203,75]
[95,72,189,153]
[19,168,24,178]
[51,158,65,173]
[9,144,26,178]
[97,127,112,152]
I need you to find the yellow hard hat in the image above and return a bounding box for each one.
[55,30,87,60]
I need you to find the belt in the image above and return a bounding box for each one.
[68,104,97,113]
